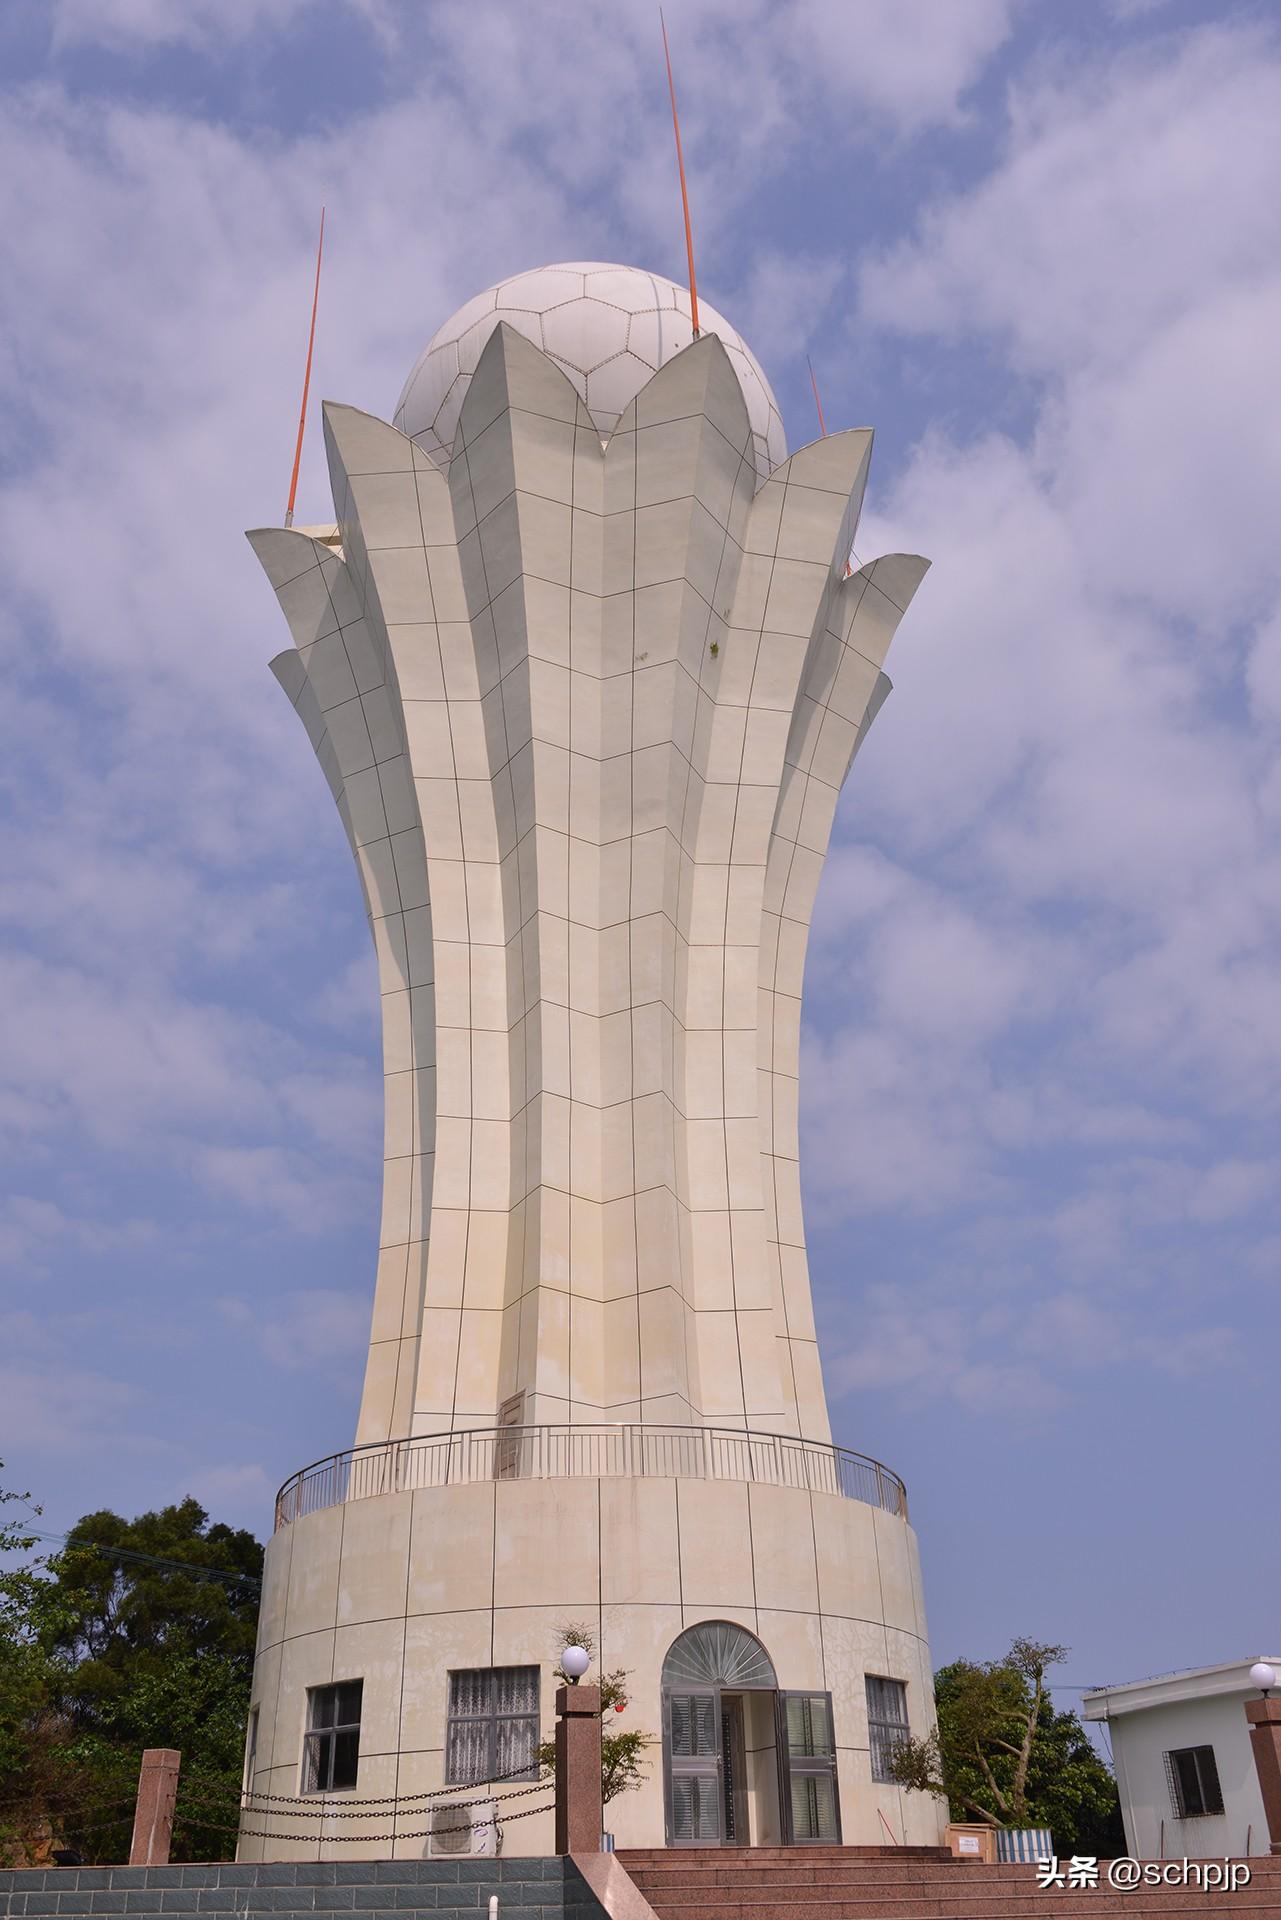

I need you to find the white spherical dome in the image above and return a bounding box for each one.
[394,261,786,482]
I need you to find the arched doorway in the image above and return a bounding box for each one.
[660,1622,840,1847]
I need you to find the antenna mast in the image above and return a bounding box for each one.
[660,11,699,340]
[807,355,828,437]
[285,207,325,529]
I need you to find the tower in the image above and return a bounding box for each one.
[242,264,939,1858]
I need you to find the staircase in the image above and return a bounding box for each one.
[617,1846,1281,1917]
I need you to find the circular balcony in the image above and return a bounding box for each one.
[273,1423,908,1530]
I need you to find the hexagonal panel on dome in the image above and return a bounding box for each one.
[498,267,585,312]
[541,297,631,376]
[586,351,662,428]
[626,306,696,371]
[584,266,678,315]
[393,261,785,480]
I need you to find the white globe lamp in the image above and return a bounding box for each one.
[1250,1662,1277,1695]
[561,1644,591,1685]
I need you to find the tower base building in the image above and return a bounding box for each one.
[241,264,941,1856]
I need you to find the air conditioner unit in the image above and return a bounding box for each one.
[427,1798,499,1857]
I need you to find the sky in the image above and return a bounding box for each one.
[1,0,1280,1718]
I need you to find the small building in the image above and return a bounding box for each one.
[1082,1658,1280,1859]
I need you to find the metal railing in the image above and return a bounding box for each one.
[273,1424,907,1529]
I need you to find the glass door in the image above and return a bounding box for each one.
[666,1688,723,1843]
[777,1691,841,1844]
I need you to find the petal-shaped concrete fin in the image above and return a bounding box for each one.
[320,400,414,488]
[611,332,751,461]
[838,552,931,668]
[455,320,590,459]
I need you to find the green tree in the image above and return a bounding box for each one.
[535,1623,652,1808]
[887,1638,1123,1855]
[0,1482,263,1865]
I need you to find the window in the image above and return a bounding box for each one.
[446,1667,539,1784]
[303,1680,362,1794]
[866,1676,910,1784]
[661,1621,777,1690]
[1165,1745,1224,1819]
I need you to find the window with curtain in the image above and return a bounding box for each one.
[445,1666,540,1784]
[865,1675,910,1784]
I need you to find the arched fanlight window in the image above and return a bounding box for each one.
[661,1621,777,1691]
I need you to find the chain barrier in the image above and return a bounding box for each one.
[232,1798,556,1845]
[195,1758,546,1810]
[177,1779,552,1825]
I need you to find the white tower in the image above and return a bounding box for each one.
[241,264,940,1859]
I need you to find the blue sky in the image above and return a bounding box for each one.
[2,0,1280,1714]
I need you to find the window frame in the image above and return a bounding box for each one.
[1165,1744,1224,1819]
[865,1674,910,1785]
[301,1678,364,1796]
[444,1665,540,1786]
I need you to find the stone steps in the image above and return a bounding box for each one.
[615,1848,1278,1919]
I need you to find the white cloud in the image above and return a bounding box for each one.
[186,1460,272,1529]
[218,1288,369,1371]
[48,0,366,53]
[0,1354,149,1455]
[806,21,1281,1420]
[860,24,1281,376]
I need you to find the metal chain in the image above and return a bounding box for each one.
[177,1780,554,1823]
[205,1761,546,1810]
[231,1798,556,1844]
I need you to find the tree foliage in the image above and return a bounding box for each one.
[886,1638,1123,1856]
[535,1622,652,1808]
[0,1470,262,1866]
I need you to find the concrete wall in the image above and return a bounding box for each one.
[0,1858,603,1920]
[1107,1693,1268,1858]
[243,1477,941,1857]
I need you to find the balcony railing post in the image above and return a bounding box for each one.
[270,1425,910,1532]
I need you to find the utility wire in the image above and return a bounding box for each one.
[29,1531,262,1593]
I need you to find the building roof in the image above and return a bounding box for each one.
[1082,1658,1281,1719]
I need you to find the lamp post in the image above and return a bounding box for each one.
[1245,1662,1281,1854]
[554,1647,601,1853]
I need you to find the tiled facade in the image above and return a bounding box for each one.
[245,267,937,1855]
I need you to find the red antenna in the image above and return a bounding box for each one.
[807,355,828,437]
[285,207,325,529]
[660,11,699,340]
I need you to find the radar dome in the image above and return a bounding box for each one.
[394,261,786,483]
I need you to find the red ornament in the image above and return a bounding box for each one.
[614,1702,626,1713]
